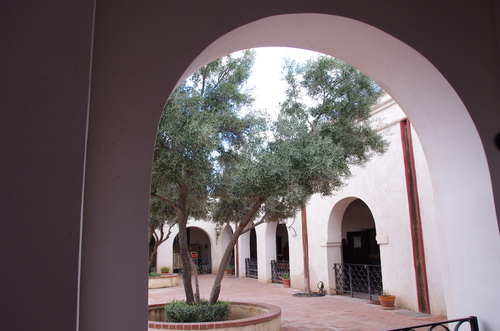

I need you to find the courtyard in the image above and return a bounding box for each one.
[148,274,445,330]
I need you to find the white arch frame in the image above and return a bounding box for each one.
[173,14,498,319]
[80,13,499,329]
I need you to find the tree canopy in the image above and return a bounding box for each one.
[150,51,388,305]
[206,55,387,302]
[150,50,260,304]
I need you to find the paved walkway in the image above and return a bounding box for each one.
[148,274,445,331]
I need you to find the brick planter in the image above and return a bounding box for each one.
[148,301,281,330]
[148,274,179,289]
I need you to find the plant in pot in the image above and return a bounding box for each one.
[378,291,396,310]
[225,265,234,276]
[160,267,170,274]
[282,272,291,287]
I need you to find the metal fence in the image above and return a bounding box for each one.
[271,260,290,283]
[385,316,479,331]
[334,263,382,301]
[245,258,258,279]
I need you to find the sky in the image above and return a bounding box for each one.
[245,47,321,115]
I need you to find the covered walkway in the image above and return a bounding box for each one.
[148,274,445,330]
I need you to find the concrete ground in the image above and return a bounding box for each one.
[148,274,445,331]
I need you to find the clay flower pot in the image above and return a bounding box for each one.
[379,295,396,310]
[283,278,291,287]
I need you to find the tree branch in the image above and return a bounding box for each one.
[151,193,182,214]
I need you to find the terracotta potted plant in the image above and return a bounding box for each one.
[378,291,396,310]
[226,265,234,276]
[160,267,170,274]
[282,272,290,287]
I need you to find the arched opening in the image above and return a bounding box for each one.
[79,12,500,330]
[334,199,383,300]
[276,223,289,261]
[341,199,379,265]
[250,228,257,260]
[244,228,258,278]
[271,223,290,283]
[172,226,212,274]
[164,14,497,319]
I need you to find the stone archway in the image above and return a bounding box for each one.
[160,14,498,321]
[80,12,499,330]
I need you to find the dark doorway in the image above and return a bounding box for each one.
[345,229,379,265]
[172,227,212,274]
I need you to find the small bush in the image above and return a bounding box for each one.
[164,299,231,323]
[149,272,160,277]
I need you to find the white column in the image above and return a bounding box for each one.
[256,222,277,283]
[238,230,251,277]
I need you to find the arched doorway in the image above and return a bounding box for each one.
[172,226,212,274]
[243,228,258,278]
[271,223,290,283]
[337,199,382,300]
[341,199,379,265]
[250,228,257,260]
[79,11,500,330]
[327,198,382,299]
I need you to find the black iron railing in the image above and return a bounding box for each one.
[385,316,479,331]
[271,260,290,283]
[245,258,258,279]
[334,263,382,300]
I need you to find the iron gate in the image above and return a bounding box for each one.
[385,316,479,331]
[334,263,382,300]
[271,260,290,283]
[245,258,258,278]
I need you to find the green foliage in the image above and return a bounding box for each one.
[160,267,170,273]
[151,50,259,220]
[211,55,387,226]
[164,299,231,323]
[150,50,388,304]
[149,272,160,277]
[282,272,290,279]
[151,50,260,304]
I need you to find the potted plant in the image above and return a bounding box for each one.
[225,265,234,276]
[282,272,290,287]
[160,267,170,274]
[378,291,396,310]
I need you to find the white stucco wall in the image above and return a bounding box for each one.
[303,95,446,314]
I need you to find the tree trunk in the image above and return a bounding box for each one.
[191,258,200,303]
[148,221,175,272]
[209,198,266,304]
[149,246,158,272]
[177,185,194,304]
